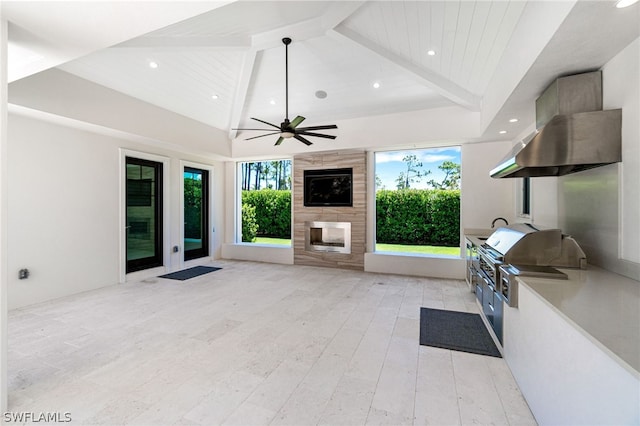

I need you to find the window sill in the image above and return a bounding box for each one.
[235,242,291,248]
[373,250,462,260]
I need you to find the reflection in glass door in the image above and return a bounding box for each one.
[184,167,209,261]
[126,157,163,273]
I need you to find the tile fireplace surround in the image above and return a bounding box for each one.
[293,150,366,270]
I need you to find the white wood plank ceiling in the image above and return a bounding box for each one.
[7,0,640,146]
[339,1,526,96]
[57,0,525,134]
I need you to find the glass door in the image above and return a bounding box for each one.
[126,157,163,273]
[184,167,209,261]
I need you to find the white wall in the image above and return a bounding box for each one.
[528,177,558,229]
[7,112,225,309]
[460,140,516,230]
[604,37,640,265]
[9,69,231,158]
[0,15,9,413]
[231,105,481,158]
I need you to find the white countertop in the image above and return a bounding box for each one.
[518,266,640,377]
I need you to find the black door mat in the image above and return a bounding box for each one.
[419,307,502,358]
[159,266,222,281]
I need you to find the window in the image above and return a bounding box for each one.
[375,147,461,256]
[517,177,531,218]
[238,159,292,245]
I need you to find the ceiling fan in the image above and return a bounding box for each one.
[233,37,338,146]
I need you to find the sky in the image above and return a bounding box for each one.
[375,147,461,190]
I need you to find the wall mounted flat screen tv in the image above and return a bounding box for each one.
[304,168,353,207]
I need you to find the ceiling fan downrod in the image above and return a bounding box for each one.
[283,37,291,123]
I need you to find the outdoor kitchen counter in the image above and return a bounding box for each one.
[505,266,639,425]
[463,228,493,245]
[517,265,640,376]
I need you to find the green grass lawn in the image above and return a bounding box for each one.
[376,243,460,256]
[254,237,291,245]
[253,237,459,256]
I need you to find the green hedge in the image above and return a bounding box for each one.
[241,188,460,246]
[242,189,291,238]
[241,203,258,242]
[376,189,460,247]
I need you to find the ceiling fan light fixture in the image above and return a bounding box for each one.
[280,131,295,139]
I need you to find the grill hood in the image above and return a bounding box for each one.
[485,223,587,269]
[491,71,622,179]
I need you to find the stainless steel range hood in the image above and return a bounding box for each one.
[491,71,622,179]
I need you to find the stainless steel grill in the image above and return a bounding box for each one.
[473,224,587,340]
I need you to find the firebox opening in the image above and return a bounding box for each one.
[310,227,345,247]
[305,221,351,254]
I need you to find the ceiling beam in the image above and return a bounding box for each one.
[250,1,366,51]
[114,35,250,49]
[330,26,481,111]
[228,48,258,140]
[251,17,326,51]
[321,1,367,30]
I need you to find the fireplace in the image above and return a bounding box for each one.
[305,221,351,254]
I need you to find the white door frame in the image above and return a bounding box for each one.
[119,148,171,283]
[179,160,214,270]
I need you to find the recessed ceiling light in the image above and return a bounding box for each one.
[616,0,638,8]
[270,99,276,105]
[499,130,507,134]
[148,61,158,69]
[427,50,436,56]
[509,118,519,123]
[211,94,219,100]
[315,90,327,99]
[373,82,380,89]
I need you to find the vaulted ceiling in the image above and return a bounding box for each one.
[4,1,639,157]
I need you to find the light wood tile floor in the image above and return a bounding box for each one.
[8,260,537,425]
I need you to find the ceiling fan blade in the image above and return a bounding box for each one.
[245,131,282,141]
[289,115,306,128]
[233,128,277,131]
[294,135,313,146]
[251,117,281,129]
[296,124,338,131]
[297,131,337,140]
[274,137,285,146]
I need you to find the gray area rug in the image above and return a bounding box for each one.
[159,266,222,281]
